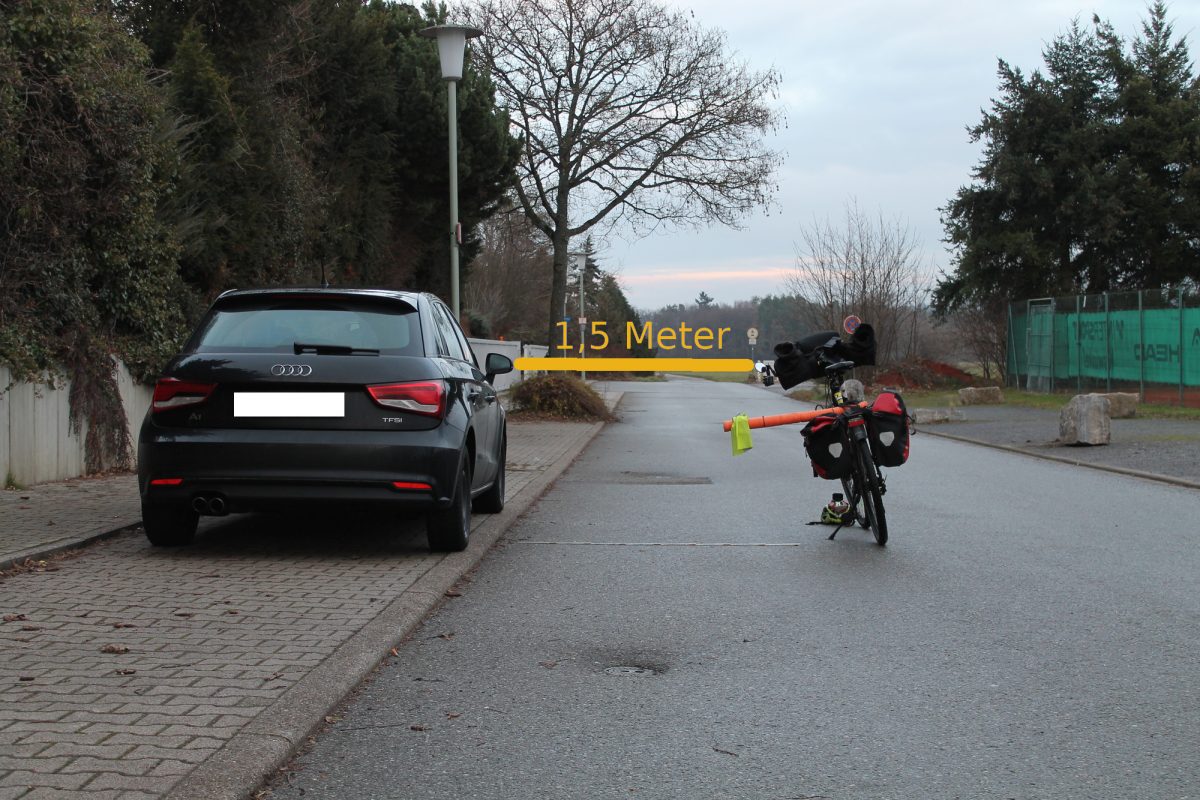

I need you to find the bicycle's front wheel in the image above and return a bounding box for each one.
[856,444,888,546]
[840,474,871,530]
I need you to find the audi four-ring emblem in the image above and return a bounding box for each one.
[271,364,313,376]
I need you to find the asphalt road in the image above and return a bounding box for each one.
[269,378,1200,800]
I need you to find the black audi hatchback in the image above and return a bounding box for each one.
[137,288,512,551]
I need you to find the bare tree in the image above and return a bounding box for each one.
[464,206,554,341]
[467,0,782,347]
[787,200,931,366]
[948,300,1008,381]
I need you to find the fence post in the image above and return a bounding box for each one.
[1139,289,1145,402]
[1076,294,1082,393]
[1051,297,1060,393]
[1105,292,1112,393]
[1181,287,1186,406]
[1007,303,1015,389]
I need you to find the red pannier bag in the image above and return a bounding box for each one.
[867,391,910,467]
[801,414,852,479]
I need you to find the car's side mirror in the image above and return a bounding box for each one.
[484,353,514,384]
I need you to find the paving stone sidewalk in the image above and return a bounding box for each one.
[0,389,622,569]
[0,399,618,800]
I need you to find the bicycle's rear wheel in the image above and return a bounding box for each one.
[856,445,888,546]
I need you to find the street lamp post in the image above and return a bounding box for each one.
[568,252,587,379]
[420,24,483,321]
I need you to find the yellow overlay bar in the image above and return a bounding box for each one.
[514,357,754,373]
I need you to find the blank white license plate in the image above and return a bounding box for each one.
[234,392,345,418]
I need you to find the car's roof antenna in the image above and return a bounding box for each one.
[320,262,330,289]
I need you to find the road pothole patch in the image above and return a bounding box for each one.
[603,665,660,677]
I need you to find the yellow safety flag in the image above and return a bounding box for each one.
[731,413,753,456]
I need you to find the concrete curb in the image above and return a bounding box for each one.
[162,418,609,800]
[919,427,1200,491]
[0,522,141,572]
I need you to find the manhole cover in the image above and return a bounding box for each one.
[604,666,658,676]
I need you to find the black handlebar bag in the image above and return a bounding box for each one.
[834,323,877,367]
[771,324,877,390]
[772,330,836,390]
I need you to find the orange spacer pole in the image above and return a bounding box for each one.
[721,402,867,432]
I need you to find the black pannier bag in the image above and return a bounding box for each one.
[801,414,852,479]
[868,390,910,467]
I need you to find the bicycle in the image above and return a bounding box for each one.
[812,349,887,546]
[746,323,902,546]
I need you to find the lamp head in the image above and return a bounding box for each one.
[419,24,484,81]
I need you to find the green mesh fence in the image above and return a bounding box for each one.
[1007,289,1200,405]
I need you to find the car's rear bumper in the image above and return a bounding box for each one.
[137,422,463,512]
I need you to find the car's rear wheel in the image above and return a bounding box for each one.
[427,458,471,552]
[142,503,198,547]
[473,433,506,514]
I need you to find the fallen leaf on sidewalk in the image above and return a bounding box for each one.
[225,610,239,615]
[323,715,341,724]
[446,712,461,720]
[437,632,455,640]
[112,623,136,629]
[100,644,129,654]
[539,660,559,669]
[20,626,41,632]
[265,672,283,682]
[410,724,429,732]
[174,612,194,618]
[18,676,34,682]
[114,669,137,676]
[4,614,27,623]
[201,574,221,579]
[444,589,463,598]
[389,647,400,657]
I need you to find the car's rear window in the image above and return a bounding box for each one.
[191,301,422,356]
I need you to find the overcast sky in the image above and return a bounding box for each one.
[590,0,1200,311]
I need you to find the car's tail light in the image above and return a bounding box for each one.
[392,481,432,491]
[367,380,446,417]
[150,478,184,486]
[152,378,218,413]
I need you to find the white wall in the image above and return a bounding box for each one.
[466,338,524,393]
[0,361,152,487]
[1,345,536,487]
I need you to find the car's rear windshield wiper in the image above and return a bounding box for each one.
[293,342,380,356]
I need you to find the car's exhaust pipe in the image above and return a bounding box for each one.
[191,494,229,516]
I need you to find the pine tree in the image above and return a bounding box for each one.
[1102,1,1200,288]
[935,5,1200,314]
